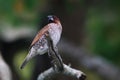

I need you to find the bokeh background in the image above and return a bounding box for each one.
[0,0,120,80]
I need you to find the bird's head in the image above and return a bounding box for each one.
[47,15,60,23]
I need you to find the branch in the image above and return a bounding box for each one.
[37,64,86,80]
[0,51,12,80]
[0,24,35,42]
[59,39,120,80]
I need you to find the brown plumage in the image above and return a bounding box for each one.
[30,26,49,47]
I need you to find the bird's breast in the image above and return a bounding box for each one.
[48,24,62,46]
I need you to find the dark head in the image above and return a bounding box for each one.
[47,15,60,23]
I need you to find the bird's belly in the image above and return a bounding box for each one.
[52,33,60,45]
[50,30,61,46]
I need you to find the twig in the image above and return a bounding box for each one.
[37,64,86,80]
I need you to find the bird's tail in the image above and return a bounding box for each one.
[20,50,37,69]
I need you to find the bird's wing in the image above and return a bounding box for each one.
[30,25,49,47]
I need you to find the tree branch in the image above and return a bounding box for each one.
[37,64,86,80]
[59,39,120,80]
[0,51,12,80]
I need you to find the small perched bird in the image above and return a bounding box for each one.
[20,15,62,69]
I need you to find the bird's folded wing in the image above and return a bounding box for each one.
[30,25,49,47]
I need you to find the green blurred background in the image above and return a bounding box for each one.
[0,0,120,80]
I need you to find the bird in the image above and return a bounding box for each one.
[20,15,62,69]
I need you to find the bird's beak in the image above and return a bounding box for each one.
[48,17,54,22]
